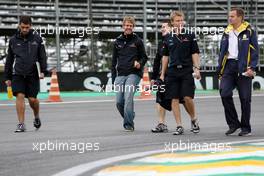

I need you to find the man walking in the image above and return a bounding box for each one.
[218,8,258,136]
[151,21,170,133]
[4,16,47,132]
[150,21,190,133]
[160,11,201,135]
[112,16,148,131]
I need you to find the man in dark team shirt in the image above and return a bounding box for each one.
[150,21,191,133]
[160,11,201,135]
[150,21,171,133]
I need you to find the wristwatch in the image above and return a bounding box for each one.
[193,66,200,70]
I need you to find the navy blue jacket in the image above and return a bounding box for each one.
[217,21,259,77]
[4,30,47,80]
[111,33,148,84]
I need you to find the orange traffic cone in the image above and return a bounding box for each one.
[47,70,62,102]
[139,67,153,99]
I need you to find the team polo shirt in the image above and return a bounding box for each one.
[162,32,200,67]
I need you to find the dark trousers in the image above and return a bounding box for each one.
[219,60,252,132]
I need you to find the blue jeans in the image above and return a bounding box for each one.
[114,74,140,129]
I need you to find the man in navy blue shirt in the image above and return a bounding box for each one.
[150,21,171,133]
[160,11,201,135]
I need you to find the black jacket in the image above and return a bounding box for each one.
[155,78,171,111]
[4,29,47,80]
[111,33,148,84]
[151,39,164,80]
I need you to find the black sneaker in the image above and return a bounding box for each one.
[15,123,26,133]
[173,126,184,135]
[238,131,252,136]
[151,123,168,133]
[225,127,240,136]
[190,119,200,134]
[34,117,41,129]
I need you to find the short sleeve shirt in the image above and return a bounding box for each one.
[162,32,200,67]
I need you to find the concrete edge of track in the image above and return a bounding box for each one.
[52,138,264,176]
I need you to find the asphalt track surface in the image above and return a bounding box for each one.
[0,92,264,176]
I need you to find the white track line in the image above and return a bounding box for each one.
[1,93,264,107]
[52,139,264,176]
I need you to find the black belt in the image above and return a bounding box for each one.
[169,65,191,69]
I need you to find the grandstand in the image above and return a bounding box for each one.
[0,0,263,72]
